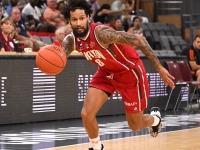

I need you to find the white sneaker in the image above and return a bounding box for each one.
[148,107,162,137]
[88,144,104,150]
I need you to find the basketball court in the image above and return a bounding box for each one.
[0,110,199,150]
[44,128,200,150]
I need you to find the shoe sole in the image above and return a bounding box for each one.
[149,122,162,137]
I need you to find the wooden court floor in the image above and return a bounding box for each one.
[44,127,200,150]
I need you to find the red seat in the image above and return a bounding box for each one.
[176,61,200,111]
[165,61,188,111]
[29,31,55,37]
[176,61,194,81]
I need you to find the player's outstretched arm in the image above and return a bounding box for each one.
[97,26,160,68]
[61,34,74,57]
[96,26,175,89]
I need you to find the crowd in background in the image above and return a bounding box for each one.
[0,0,150,52]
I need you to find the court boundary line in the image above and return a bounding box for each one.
[41,127,200,150]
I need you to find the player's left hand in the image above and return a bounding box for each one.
[157,66,175,89]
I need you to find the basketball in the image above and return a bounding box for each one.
[36,45,67,75]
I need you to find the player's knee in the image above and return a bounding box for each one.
[81,108,92,121]
[81,108,87,119]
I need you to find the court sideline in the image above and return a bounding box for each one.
[43,127,200,150]
[0,110,200,150]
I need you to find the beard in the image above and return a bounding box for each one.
[72,23,89,38]
[194,45,200,51]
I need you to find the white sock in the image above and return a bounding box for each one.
[151,115,160,126]
[89,138,92,148]
[90,136,101,150]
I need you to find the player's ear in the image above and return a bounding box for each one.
[87,15,90,23]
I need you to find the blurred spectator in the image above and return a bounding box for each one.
[115,18,125,31]
[63,0,68,3]
[105,15,116,29]
[111,0,148,31]
[2,0,9,8]
[10,7,45,50]
[0,7,4,19]
[19,0,28,5]
[111,0,127,18]
[36,0,47,14]
[124,0,148,27]
[22,0,51,32]
[127,15,154,48]
[111,0,131,31]
[43,0,66,28]
[0,17,15,52]
[127,0,136,14]
[6,0,25,16]
[0,2,9,18]
[61,23,72,35]
[86,0,100,21]
[22,0,42,22]
[182,35,200,90]
[93,4,125,24]
[127,15,153,48]
[56,0,64,11]
[52,27,65,47]
[127,16,143,36]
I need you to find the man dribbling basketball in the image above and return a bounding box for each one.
[60,0,175,150]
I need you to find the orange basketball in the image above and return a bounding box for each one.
[36,45,67,75]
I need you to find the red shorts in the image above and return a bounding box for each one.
[90,59,149,114]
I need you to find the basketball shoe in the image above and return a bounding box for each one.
[88,144,104,150]
[148,107,162,137]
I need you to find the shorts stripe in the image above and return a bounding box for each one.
[131,69,141,111]
[133,68,142,100]
[131,64,148,111]
[137,65,148,107]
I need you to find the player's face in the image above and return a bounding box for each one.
[194,37,200,50]
[69,9,90,38]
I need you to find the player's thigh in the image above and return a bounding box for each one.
[83,68,115,115]
[116,68,149,113]
[82,87,109,115]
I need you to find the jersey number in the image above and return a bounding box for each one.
[95,59,105,67]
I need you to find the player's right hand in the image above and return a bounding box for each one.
[157,66,175,89]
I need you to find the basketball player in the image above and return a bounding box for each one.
[61,0,175,150]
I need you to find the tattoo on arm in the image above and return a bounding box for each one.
[61,35,74,57]
[137,41,162,71]
[97,26,162,71]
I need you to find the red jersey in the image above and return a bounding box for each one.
[76,23,140,74]
[53,41,62,47]
[0,32,15,51]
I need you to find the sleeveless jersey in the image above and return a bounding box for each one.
[75,23,140,74]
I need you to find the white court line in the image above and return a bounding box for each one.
[40,126,200,150]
